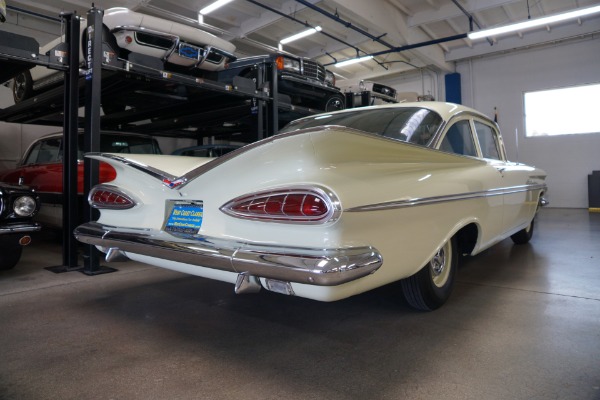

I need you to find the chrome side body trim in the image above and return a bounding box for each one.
[346,183,547,212]
[74,222,383,286]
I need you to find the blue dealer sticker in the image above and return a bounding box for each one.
[165,202,203,234]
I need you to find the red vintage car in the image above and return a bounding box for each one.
[0,131,161,227]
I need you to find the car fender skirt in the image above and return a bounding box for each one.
[74,222,383,286]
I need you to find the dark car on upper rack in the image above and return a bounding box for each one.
[219,53,345,112]
[0,182,40,270]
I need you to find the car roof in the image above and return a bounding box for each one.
[302,101,492,123]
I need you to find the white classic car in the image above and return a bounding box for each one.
[75,102,547,311]
[12,7,236,103]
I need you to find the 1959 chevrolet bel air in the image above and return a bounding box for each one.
[74,102,547,311]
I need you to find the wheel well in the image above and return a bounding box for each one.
[455,223,478,256]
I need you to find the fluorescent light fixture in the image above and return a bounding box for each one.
[200,0,234,15]
[280,26,322,45]
[468,4,600,40]
[335,55,373,68]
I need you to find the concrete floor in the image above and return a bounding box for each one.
[1,208,599,400]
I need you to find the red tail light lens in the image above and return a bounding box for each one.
[221,187,340,224]
[88,185,135,209]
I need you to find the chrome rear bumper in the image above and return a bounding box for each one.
[74,222,382,286]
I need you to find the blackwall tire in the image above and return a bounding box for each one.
[0,240,23,270]
[12,70,33,103]
[511,219,535,245]
[322,94,345,112]
[401,236,458,311]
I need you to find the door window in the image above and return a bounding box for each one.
[439,120,477,156]
[474,121,502,160]
[24,138,61,165]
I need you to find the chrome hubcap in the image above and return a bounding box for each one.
[430,241,451,288]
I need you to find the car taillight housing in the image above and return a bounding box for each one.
[88,185,136,210]
[221,187,340,224]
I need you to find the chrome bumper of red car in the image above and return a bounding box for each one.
[0,222,41,235]
[74,222,383,286]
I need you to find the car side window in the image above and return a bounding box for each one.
[23,142,42,165]
[33,138,61,164]
[474,121,502,160]
[439,120,477,157]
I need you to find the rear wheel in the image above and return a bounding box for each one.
[0,238,23,270]
[401,236,458,311]
[12,70,33,103]
[511,219,534,244]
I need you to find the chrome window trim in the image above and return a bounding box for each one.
[346,183,547,212]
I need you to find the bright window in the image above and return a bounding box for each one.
[524,83,600,137]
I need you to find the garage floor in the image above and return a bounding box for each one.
[1,208,599,400]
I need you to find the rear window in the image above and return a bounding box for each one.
[100,135,162,154]
[280,107,442,147]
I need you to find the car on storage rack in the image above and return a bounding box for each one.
[0,183,40,270]
[0,131,161,228]
[337,79,398,107]
[219,53,345,112]
[11,7,236,105]
[172,144,242,158]
[74,102,547,311]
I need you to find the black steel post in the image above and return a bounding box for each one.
[46,12,82,273]
[81,6,116,275]
[256,63,264,140]
[270,61,278,136]
[62,12,81,269]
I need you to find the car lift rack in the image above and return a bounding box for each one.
[0,6,318,274]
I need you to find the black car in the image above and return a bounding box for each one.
[0,183,40,270]
[219,53,345,112]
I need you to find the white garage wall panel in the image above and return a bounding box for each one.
[456,36,600,208]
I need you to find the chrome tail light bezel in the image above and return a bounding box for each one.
[88,184,137,210]
[220,186,341,224]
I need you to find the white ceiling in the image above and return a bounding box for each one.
[3,0,600,82]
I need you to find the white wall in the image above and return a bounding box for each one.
[0,86,57,170]
[384,35,600,208]
[457,35,600,208]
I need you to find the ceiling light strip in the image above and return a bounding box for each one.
[468,4,600,40]
[200,0,235,15]
[334,55,373,68]
[280,26,322,44]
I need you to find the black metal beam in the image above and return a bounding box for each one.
[82,6,116,276]
[45,11,84,274]
[323,33,469,66]
[62,12,82,270]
